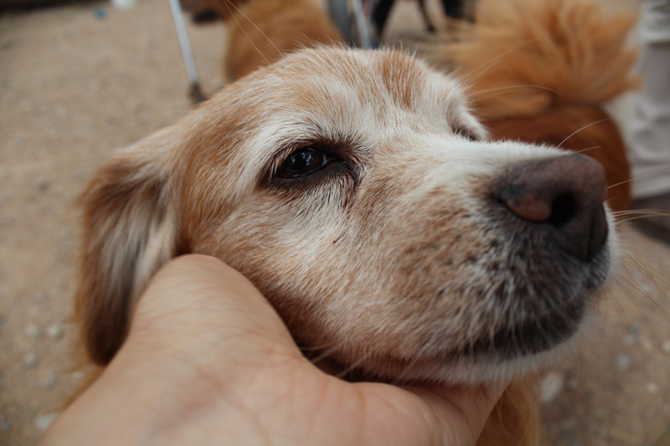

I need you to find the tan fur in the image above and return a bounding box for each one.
[76,48,615,446]
[223,0,343,81]
[433,0,639,119]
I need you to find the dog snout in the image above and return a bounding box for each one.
[494,154,609,262]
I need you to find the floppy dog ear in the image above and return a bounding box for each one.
[76,149,179,365]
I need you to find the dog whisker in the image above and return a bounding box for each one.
[445,38,539,88]
[612,210,670,223]
[305,340,354,370]
[469,84,563,100]
[556,118,611,150]
[389,354,426,387]
[224,0,282,64]
[615,249,670,322]
[573,145,603,156]
[610,168,670,192]
[334,351,375,381]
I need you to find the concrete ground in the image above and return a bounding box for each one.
[0,0,668,445]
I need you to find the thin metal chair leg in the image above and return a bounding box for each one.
[351,0,373,49]
[167,0,207,103]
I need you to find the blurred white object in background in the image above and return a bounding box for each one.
[111,0,138,10]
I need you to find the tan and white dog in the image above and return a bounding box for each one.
[76,47,615,445]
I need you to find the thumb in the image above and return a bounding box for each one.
[417,381,508,444]
[127,254,301,363]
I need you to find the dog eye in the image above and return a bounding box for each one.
[277,148,329,178]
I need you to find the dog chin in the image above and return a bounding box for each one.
[372,305,600,386]
[460,307,601,385]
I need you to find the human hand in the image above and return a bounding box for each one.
[41,254,505,446]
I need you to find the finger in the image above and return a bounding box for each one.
[421,380,508,442]
[350,379,507,446]
[129,254,298,353]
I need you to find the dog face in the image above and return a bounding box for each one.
[78,48,614,384]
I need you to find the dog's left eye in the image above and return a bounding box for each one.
[277,148,330,178]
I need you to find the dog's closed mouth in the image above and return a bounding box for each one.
[466,298,586,360]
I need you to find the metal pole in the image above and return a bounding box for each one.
[351,0,373,49]
[167,0,206,102]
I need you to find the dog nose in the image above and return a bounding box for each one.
[494,154,609,262]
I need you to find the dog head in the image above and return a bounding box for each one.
[77,47,614,384]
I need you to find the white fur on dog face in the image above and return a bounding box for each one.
[80,48,613,383]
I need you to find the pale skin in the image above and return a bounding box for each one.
[41,255,506,446]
